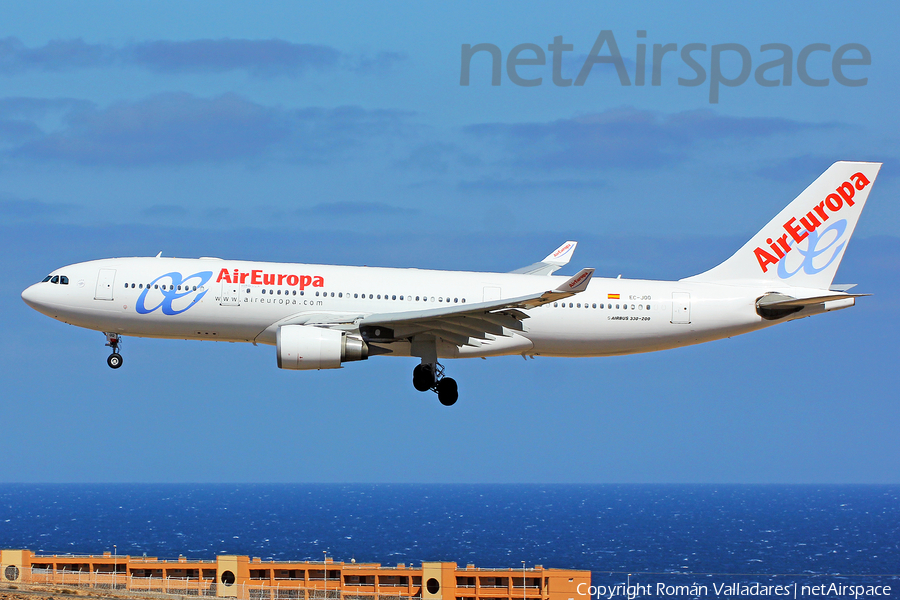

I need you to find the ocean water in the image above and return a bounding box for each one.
[0,485,897,592]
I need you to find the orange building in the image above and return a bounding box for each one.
[0,549,589,600]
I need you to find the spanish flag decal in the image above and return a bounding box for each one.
[608,293,620,300]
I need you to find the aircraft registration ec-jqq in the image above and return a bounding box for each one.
[22,162,881,406]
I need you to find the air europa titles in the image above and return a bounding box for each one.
[216,268,324,290]
[753,172,871,273]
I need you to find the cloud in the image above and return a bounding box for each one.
[13,93,289,165]
[457,177,608,192]
[0,37,404,77]
[0,37,115,72]
[0,197,74,219]
[128,39,341,75]
[394,142,481,174]
[464,107,836,170]
[141,204,189,218]
[299,201,416,217]
[349,51,408,74]
[4,93,414,166]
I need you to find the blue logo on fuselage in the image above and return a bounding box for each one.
[136,271,213,315]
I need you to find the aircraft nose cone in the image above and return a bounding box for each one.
[22,283,46,311]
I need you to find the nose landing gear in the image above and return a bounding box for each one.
[105,332,123,369]
[412,362,458,406]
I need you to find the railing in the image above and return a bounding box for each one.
[5,566,426,600]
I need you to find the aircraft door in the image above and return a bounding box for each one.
[220,281,240,306]
[94,268,116,301]
[671,292,691,324]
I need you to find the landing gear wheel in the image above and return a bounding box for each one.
[107,353,123,369]
[436,377,458,406]
[413,364,435,392]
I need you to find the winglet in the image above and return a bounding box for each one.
[510,241,579,275]
[555,268,594,293]
[543,241,578,265]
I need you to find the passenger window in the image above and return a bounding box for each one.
[377,295,381,299]
[592,303,596,308]
[292,290,296,295]
[123,282,128,288]
[454,298,458,303]
[246,288,251,293]
[392,295,396,300]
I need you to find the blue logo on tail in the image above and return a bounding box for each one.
[777,219,847,280]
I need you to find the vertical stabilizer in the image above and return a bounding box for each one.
[684,161,881,288]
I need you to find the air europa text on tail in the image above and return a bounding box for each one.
[753,171,871,273]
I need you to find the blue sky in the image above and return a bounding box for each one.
[2,0,898,483]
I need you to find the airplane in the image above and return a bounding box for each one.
[21,161,880,406]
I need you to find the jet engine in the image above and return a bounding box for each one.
[276,325,368,370]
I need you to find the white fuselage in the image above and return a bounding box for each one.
[21,256,797,360]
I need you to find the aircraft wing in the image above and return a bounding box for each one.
[509,241,577,275]
[357,268,594,347]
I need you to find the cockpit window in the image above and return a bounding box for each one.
[60,276,69,285]
[42,275,52,283]
[50,275,59,284]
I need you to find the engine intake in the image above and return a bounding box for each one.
[277,325,368,370]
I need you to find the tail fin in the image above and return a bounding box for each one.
[684,161,881,288]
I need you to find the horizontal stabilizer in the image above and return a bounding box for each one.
[757,292,868,309]
[756,291,867,320]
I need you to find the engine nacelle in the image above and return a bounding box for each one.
[276,325,369,370]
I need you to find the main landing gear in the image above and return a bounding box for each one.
[413,362,458,406]
[105,332,123,369]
